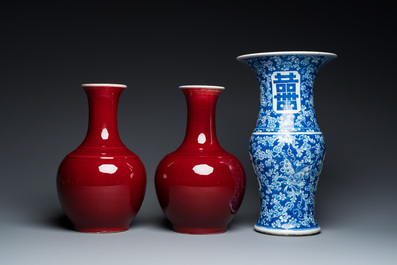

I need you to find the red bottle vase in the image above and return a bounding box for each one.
[57,83,146,233]
[155,85,246,234]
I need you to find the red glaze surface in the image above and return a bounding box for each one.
[57,84,146,233]
[155,86,246,234]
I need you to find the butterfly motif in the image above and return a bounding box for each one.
[277,159,313,213]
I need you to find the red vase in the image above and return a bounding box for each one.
[57,83,146,233]
[155,85,246,234]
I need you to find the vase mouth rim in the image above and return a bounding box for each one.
[81,83,127,88]
[236,51,337,60]
[179,85,225,90]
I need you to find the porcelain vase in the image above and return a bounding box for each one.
[155,85,246,234]
[237,51,336,236]
[57,83,146,233]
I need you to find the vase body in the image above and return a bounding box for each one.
[155,85,246,234]
[57,83,146,233]
[237,52,336,236]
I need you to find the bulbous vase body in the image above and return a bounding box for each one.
[237,52,336,236]
[155,85,246,234]
[57,84,146,233]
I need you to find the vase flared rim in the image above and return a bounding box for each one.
[81,83,127,88]
[179,85,225,90]
[236,51,337,60]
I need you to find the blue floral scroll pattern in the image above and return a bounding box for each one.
[238,52,336,233]
[249,133,325,230]
[240,54,334,133]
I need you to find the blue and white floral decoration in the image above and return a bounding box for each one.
[237,51,336,235]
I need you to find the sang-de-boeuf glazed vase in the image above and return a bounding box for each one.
[237,51,336,236]
[155,85,246,234]
[57,83,146,233]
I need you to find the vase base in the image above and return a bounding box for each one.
[254,225,320,236]
[173,226,227,234]
[74,226,129,233]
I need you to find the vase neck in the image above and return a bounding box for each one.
[80,85,125,148]
[238,53,336,133]
[178,88,222,152]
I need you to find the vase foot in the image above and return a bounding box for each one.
[254,225,320,236]
[173,226,227,234]
[74,226,129,233]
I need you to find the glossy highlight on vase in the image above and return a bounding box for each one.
[57,83,146,233]
[155,85,246,234]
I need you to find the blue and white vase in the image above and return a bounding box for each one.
[237,51,337,236]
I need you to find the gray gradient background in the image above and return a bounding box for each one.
[1,0,396,264]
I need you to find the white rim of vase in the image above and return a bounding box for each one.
[236,51,337,60]
[81,83,127,88]
[254,225,321,236]
[179,85,225,90]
